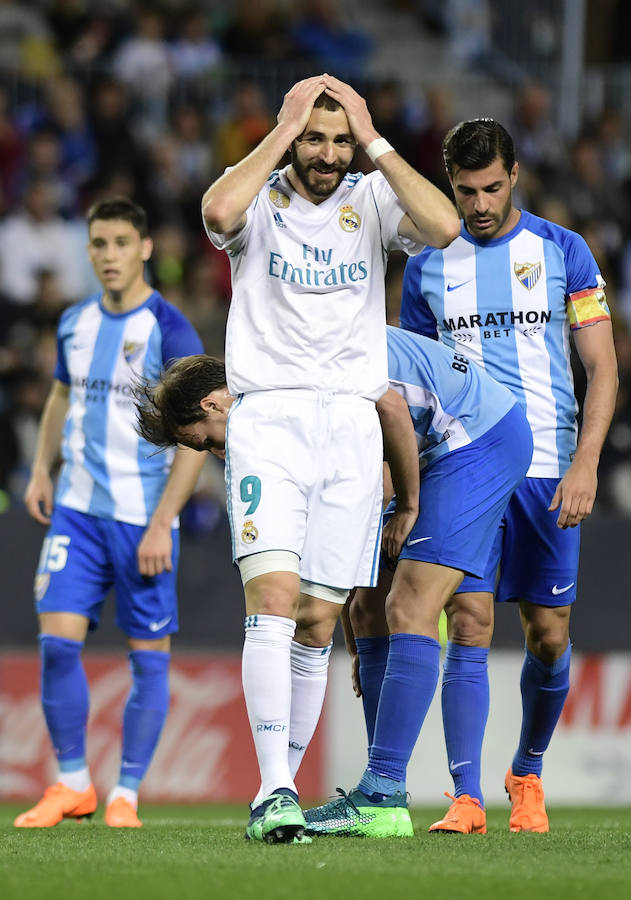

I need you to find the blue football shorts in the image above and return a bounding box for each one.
[458,476,580,606]
[34,505,180,638]
[384,403,533,578]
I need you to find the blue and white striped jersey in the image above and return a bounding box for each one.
[400,210,609,477]
[54,291,204,525]
[387,325,516,469]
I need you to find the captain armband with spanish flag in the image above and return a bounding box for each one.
[566,277,611,330]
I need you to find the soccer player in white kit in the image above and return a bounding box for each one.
[201,73,460,843]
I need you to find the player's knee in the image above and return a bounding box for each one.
[445,596,493,647]
[522,604,570,662]
[349,590,386,636]
[526,624,569,663]
[294,619,336,647]
[295,603,338,647]
[243,573,300,619]
[384,584,432,633]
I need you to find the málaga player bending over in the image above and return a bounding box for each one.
[397,119,617,833]
[198,74,459,844]
[136,320,532,839]
[14,200,205,830]
[302,325,532,836]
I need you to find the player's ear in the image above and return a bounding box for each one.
[141,237,153,262]
[200,393,216,413]
[510,161,519,188]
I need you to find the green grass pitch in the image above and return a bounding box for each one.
[3,804,631,900]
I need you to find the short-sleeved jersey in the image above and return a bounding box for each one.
[400,210,610,477]
[205,165,424,401]
[387,325,516,469]
[54,291,204,526]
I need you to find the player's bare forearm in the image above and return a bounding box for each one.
[573,320,618,470]
[139,446,206,575]
[202,76,327,234]
[149,445,206,530]
[550,320,618,527]
[24,380,69,523]
[384,154,460,248]
[31,380,69,475]
[377,389,419,517]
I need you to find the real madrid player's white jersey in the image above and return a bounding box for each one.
[53,291,204,525]
[205,165,424,401]
[400,210,610,478]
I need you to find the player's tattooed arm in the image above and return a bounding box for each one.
[376,388,419,558]
[202,75,327,235]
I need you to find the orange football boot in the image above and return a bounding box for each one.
[14,783,97,827]
[105,797,142,828]
[428,792,487,834]
[505,767,549,832]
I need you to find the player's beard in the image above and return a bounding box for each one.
[291,148,347,200]
[461,192,513,240]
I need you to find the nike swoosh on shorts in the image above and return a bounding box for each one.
[551,583,574,595]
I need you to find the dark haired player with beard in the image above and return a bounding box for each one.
[201,73,459,843]
[392,118,617,834]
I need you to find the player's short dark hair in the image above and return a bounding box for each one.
[313,91,342,112]
[87,197,149,238]
[442,118,515,177]
[134,354,227,447]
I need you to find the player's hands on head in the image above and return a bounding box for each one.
[277,75,328,138]
[548,459,598,528]
[24,471,54,525]
[321,74,378,147]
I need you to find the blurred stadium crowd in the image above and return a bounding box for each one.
[0,0,629,522]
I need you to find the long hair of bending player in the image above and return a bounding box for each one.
[134,354,226,448]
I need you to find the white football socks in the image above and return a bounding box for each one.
[106,785,138,808]
[288,640,332,779]
[242,614,297,807]
[58,766,91,793]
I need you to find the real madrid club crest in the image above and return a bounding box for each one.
[241,520,259,544]
[269,188,290,209]
[514,261,542,290]
[339,205,361,233]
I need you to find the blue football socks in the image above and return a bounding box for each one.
[355,636,389,746]
[441,642,489,805]
[512,643,571,777]
[119,650,170,790]
[40,634,89,770]
[360,633,440,796]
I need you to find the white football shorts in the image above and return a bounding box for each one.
[225,389,384,590]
